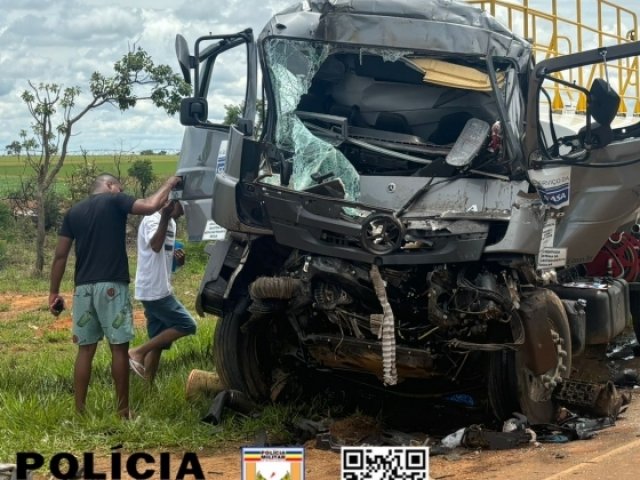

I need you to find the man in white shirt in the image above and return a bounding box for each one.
[128,200,197,382]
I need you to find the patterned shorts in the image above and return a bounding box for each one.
[72,282,134,345]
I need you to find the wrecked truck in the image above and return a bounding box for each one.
[173,0,640,423]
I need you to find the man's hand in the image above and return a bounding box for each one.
[49,294,65,316]
[168,175,183,189]
[174,248,186,267]
[160,200,176,218]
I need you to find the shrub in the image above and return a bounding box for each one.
[0,202,12,231]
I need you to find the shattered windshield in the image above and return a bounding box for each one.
[264,39,361,200]
[263,38,522,202]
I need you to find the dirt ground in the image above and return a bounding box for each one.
[99,334,640,480]
[0,292,147,337]
[85,392,640,480]
[6,292,640,479]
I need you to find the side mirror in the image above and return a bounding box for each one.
[175,34,192,85]
[589,78,620,126]
[180,98,208,126]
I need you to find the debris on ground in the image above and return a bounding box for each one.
[613,368,639,387]
[553,378,631,418]
[201,389,261,425]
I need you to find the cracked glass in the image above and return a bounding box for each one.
[264,39,361,201]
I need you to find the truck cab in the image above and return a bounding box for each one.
[173,0,640,423]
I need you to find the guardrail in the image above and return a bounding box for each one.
[467,0,640,116]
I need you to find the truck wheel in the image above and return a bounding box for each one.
[240,316,275,400]
[213,297,251,393]
[488,290,572,424]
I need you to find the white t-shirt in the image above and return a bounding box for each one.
[135,212,176,301]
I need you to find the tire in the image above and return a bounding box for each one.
[240,317,275,401]
[213,297,251,393]
[488,289,572,424]
[213,296,282,401]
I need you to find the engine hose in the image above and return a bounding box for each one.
[447,310,525,351]
[458,277,514,311]
[370,264,398,386]
[249,277,303,301]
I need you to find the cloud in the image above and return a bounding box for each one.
[0,0,632,155]
[0,79,15,97]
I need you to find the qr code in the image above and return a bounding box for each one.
[341,446,429,480]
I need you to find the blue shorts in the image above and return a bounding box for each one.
[141,295,197,349]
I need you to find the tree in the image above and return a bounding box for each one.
[223,98,265,136]
[5,141,22,157]
[11,46,191,274]
[128,159,155,197]
[223,103,243,126]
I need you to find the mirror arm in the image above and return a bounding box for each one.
[538,71,594,147]
[538,71,590,97]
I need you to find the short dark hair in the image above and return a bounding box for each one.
[92,173,120,193]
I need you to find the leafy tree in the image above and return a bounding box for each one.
[223,98,265,136]
[223,103,243,126]
[128,158,155,197]
[11,46,191,274]
[5,141,22,157]
[140,149,155,155]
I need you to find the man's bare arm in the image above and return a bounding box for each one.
[131,176,182,215]
[49,236,72,315]
[149,203,174,253]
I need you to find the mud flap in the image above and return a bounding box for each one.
[197,238,247,316]
[519,292,557,375]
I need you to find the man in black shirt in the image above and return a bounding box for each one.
[48,173,181,418]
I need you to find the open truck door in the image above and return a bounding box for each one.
[174,30,257,241]
[524,41,640,268]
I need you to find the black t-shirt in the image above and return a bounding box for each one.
[59,192,136,286]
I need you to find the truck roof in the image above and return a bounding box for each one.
[260,0,532,67]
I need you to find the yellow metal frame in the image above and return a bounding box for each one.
[466,0,640,116]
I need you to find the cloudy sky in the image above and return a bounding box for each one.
[0,0,292,155]
[0,0,635,154]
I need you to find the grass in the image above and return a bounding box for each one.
[0,227,305,465]
[0,154,179,196]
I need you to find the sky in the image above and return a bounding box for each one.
[0,0,636,155]
[0,0,292,155]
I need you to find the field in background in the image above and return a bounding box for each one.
[0,154,179,195]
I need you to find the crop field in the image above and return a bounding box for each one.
[0,154,180,195]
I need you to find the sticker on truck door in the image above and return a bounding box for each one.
[529,166,571,208]
[537,217,567,269]
[202,220,227,241]
[216,140,227,174]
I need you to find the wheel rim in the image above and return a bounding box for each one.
[515,325,568,423]
[488,290,571,424]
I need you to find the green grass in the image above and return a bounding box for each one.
[0,229,304,464]
[0,154,179,196]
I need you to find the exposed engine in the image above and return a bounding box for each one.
[246,254,524,384]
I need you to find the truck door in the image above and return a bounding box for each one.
[174,30,257,241]
[524,41,640,266]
